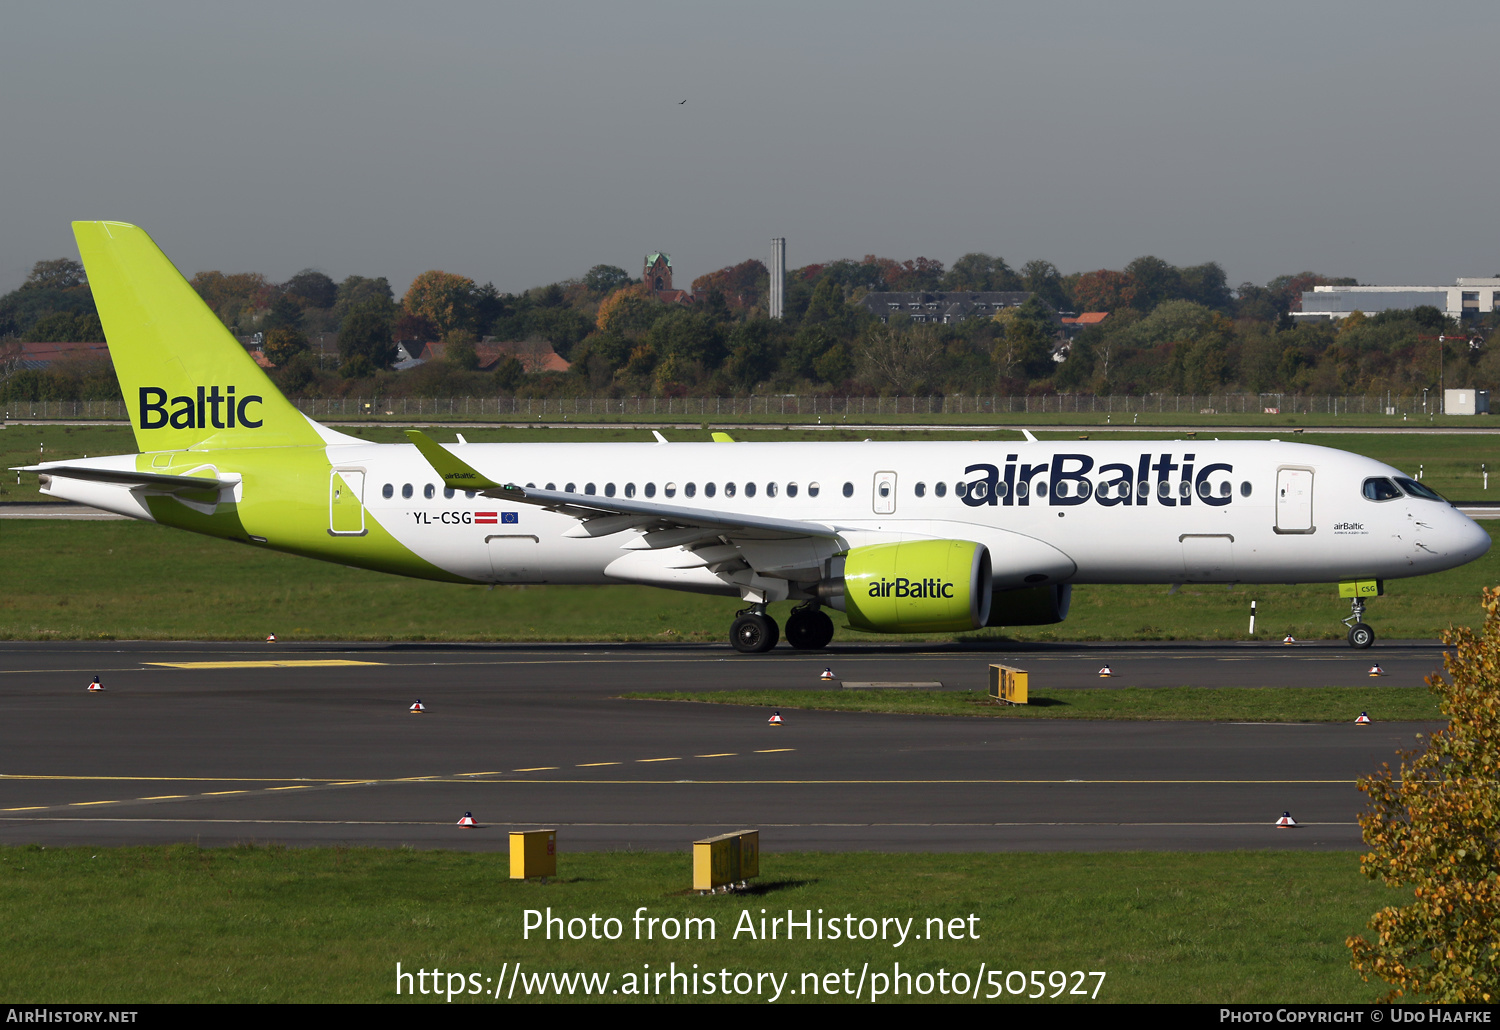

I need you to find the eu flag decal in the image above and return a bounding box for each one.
[501,511,519,524]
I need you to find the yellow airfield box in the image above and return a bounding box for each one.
[1338,579,1384,599]
[693,830,760,891]
[989,664,1028,704]
[509,829,557,880]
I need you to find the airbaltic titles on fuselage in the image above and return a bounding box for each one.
[963,452,1235,507]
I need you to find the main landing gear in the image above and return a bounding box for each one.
[730,603,836,653]
[1344,596,1375,649]
[730,605,779,654]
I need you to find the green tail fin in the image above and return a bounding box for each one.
[73,221,325,452]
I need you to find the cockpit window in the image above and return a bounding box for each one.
[1394,477,1446,502]
[1362,477,1402,502]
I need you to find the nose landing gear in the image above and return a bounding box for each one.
[1344,596,1375,649]
[730,604,780,653]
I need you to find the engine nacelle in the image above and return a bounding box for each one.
[820,540,992,633]
[986,584,1072,626]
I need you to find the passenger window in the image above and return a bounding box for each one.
[545,483,556,491]
[401,484,413,499]
[935,481,947,497]
[1157,481,1171,498]
[565,483,576,493]
[1178,481,1190,499]
[423,484,435,499]
[585,483,596,495]
[996,482,1010,498]
[645,483,656,498]
[665,483,677,498]
[685,482,696,497]
[767,482,778,497]
[1138,480,1150,499]
[970,482,987,499]
[724,482,736,497]
[1076,480,1092,499]
[1036,481,1049,497]
[915,482,926,497]
[787,482,798,497]
[1055,481,1069,498]
[704,482,716,498]
[625,483,636,498]
[605,483,616,497]
[1119,482,1131,499]
[465,491,476,499]
[443,486,455,499]
[745,482,757,498]
[382,483,394,499]
[956,482,968,498]
[1363,477,1402,501]
[842,482,853,497]
[1197,480,1212,498]
[1015,482,1027,498]
[526,483,535,489]
[1240,481,1252,497]
[808,482,820,497]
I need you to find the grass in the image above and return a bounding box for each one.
[0,845,1402,1003]
[2,518,1498,642]
[623,687,1443,723]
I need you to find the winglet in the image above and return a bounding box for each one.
[1020,429,1038,443]
[711,432,736,443]
[405,430,505,490]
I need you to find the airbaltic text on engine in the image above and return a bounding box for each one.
[867,577,954,598]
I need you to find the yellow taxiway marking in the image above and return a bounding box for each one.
[457,771,504,777]
[754,748,796,753]
[696,753,737,758]
[141,795,188,800]
[267,785,309,790]
[576,762,621,767]
[636,757,680,763]
[144,660,386,669]
[70,800,116,806]
[3,807,47,811]
[204,790,248,796]
[513,767,558,772]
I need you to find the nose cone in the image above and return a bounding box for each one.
[1451,509,1492,565]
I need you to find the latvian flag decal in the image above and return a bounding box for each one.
[475,511,498,524]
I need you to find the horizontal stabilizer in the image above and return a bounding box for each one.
[18,464,230,495]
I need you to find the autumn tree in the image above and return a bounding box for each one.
[402,270,479,339]
[261,326,309,367]
[1072,270,1138,313]
[1347,589,1500,1002]
[21,258,87,291]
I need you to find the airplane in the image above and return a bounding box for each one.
[16,221,1492,652]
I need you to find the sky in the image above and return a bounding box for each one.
[2,1,1496,298]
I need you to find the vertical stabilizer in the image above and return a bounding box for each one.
[72,221,324,452]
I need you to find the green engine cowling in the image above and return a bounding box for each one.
[827,540,992,633]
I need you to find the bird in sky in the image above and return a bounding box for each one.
[679,99,687,104]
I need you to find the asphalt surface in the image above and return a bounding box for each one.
[0,639,1448,853]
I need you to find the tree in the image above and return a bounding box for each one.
[444,329,479,371]
[334,275,394,318]
[21,258,86,291]
[584,265,633,295]
[942,253,1020,292]
[402,270,478,339]
[1123,255,1185,312]
[281,269,337,309]
[1347,589,1500,1002]
[1020,260,1068,310]
[21,310,103,343]
[857,323,945,393]
[1072,270,1138,313]
[261,326,309,366]
[339,302,396,375]
[262,294,304,332]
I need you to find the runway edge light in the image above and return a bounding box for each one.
[1275,811,1298,828]
[820,667,835,681]
[87,676,103,692]
[457,812,477,828]
[266,633,276,643]
[1368,664,1384,677]
[1098,664,1113,678]
[510,829,557,881]
[409,700,425,714]
[768,711,783,726]
[1355,712,1372,725]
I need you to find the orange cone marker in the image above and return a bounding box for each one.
[820,668,835,681]
[457,812,477,828]
[1355,712,1372,725]
[1275,811,1298,828]
[768,711,783,727]
[1098,665,1113,678]
[87,676,104,692]
[1367,664,1384,677]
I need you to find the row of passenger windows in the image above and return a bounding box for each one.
[378,479,1253,502]
[920,479,1252,500]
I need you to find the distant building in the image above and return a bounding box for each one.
[858,291,1030,325]
[397,340,570,374]
[1,339,110,371]
[643,252,693,305]
[1296,278,1500,322]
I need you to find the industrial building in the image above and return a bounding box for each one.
[1296,278,1500,322]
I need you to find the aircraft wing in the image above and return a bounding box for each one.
[406,430,842,546]
[16,463,232,496]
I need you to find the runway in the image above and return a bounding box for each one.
[0,640,1447,853]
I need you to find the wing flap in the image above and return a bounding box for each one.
[19,464,231,495]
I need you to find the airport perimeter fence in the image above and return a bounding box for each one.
[0,393,1462,421]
